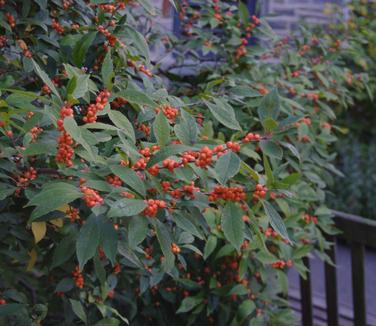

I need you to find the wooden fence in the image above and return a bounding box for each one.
[298,210,376,326]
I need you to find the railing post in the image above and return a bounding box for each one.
[351,242,366,326]
[324,236,339,326]
[300,257,313,326]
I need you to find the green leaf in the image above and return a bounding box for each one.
[280,141,301,161]
[173,213,204,240]
[69,299,87,324]
[101,221,118,265]
[204,98,242,131]
[214,151,241,184]
[0,304,25,316]
[108,110,136,144]
[258,88,280,121]
[237,300,255,321]
[107,199,146,218]
[123,25,150,63]
[174,109,198,145]
[176,296,203,314]
[27,182,81,221]
[203,235,217,260]
[63,117,96,161]
[32,60,60,99]
[221,203,245,251]
[67,74,89,99]
[51,233,76,269]
[262,201,290,241]
[94,319,120,326]
[262,118,278,132]
[155,220,175,272]
[147,144,193,167]
[117,88,156,107]
[153,111,170,146]
[102,51,114,90]
[238,2,250,24]
[109,165,146,196]
[72,31,97,67]
[128,216,148,248]
[259,140,283,160]
[76,216,101,269]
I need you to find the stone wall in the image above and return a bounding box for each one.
[261,0,344,35]
[156,0,344,35]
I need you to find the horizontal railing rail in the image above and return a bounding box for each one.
[298,210,376,326]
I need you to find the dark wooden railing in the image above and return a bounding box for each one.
[299,210,376,326]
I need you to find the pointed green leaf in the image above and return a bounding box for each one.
[128,216,149,248]
[262,201,290,241]
[204,98,242,131]
[153,111,170,146]
[76,216,101,269]
[221,203,245,251]
[214,151,241,184]
[27,182,81,221]
[102,51,114,90]
[258,88,280,121]
[108,110,136,144]
[107,199,146,218]
[109,165,146,196]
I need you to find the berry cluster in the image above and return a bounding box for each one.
[15,167,37,195]
[62,0,72,10]
[41,84,51,95]
[52,19,64,34]
[5,13,15,28]
[303,213,318,224]
[171,243,181,254]
[66,206,79,223]
[97,25,118,47]
[162,159,181,172]
[156,105,179,122]
[208,186,246,202]
[0,35,6,48]
[111,97,127,109]
[99,3,116,13]
[113,263,121,274]
[212,0,222,22]
[226,141,241,152]
[56,103,75,167]
[0,298,6,305]
[136,123,151,137]
[120,191,135,199]
[162,181,199,200]
[294,117,312,128]
[195,146,213,168]
[106,175,123,187]
[253,184,268,201]
[81,186,104,207]
[72,266,84,288]
[242,132,261,142]
[143,199,166,217]
[30,126,43,142]
[271,259,293,269]
[264,227,279,238]
[83,90,110,123]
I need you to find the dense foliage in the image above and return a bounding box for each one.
[0,0,371,325]
[324,0,376,218]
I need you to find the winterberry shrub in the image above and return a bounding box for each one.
[0,0,363,325]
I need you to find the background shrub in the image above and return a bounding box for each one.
[0,0,370,325]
